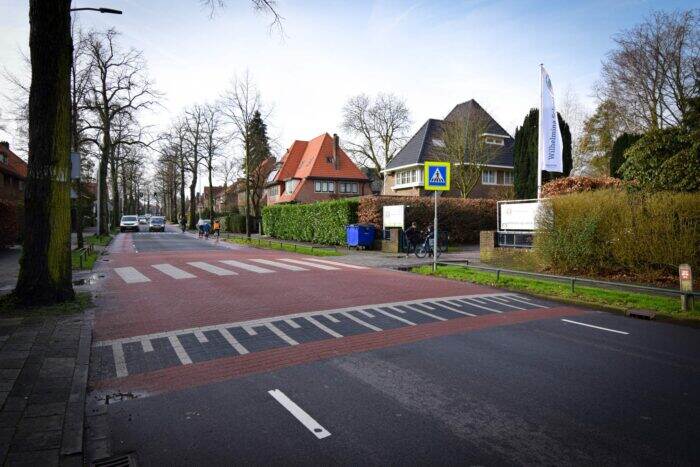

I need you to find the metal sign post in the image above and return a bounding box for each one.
[679,264,694,311]
[423,161,451,272]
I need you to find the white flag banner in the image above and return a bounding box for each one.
[538,66,563,173]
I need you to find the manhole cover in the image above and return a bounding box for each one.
[91,452,137,467]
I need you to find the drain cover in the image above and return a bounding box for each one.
[92,452,137,467]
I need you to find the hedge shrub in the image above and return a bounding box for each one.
[535,189,700,277]
[540,176,627,197]
[262,199,359,245]
[357,196,496,244]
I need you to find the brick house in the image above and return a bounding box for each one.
[381,100,515,199]
[265,133,370,205]
[0,141,27,203]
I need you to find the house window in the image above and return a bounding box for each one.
[339,182,358,194]
[484,136,504,146]
[432,139,445,148]
[395,168,421,186]
[285,179,298,194]
[314,180,335,193]
[268,185,279,197]
[502,170,513,185]
[0,154,6,164]
[482,169,496,185]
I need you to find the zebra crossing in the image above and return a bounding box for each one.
[112,257,367,284]
[93,292,553,379]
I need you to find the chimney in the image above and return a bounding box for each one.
[332,134,339,170]
[0,141,8,152]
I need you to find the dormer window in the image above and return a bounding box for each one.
[326,156,333,164]
[483,135,504,146]
[432,139,445,148]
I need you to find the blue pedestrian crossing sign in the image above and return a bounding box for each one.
[424,161,451,191]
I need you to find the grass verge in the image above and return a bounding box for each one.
[412,265,699,322]
[226,237,343,257]
[0,292,93,317]
[72,249,99,270]
[86,234,112,246]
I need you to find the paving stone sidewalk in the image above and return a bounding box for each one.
[0,310,92,466]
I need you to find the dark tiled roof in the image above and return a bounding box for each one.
[385,99,514,171]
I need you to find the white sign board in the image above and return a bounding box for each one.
[383,205,405,228]
[499,201,541,231]
[70,152,81,180]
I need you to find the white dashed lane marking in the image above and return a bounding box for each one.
[249,259,308,271]
[278,258,340,270]
[114,267,151,284]
[152,263,196,279]
[219,259,275,274]
[187,261,237,276]
[268,389,331,440]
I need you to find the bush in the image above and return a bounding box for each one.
[0,200,23,248]
[535,189,700,277]
[262,199,358,245]
[620,128,700,192]
[540,176,626,197]
[224,213,250,233]
[357,196,496,244]
[610,133,641,178]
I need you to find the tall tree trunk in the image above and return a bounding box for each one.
[98,129,110,233]
[188,174,197,230]
[110,156,120,225]
[179,159,186,225]
[244,143,251,238]
[208,164,214,216]
[15,0,74,305]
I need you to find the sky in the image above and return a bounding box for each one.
[1,0,697,176]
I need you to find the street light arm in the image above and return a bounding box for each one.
[70,7,123,14]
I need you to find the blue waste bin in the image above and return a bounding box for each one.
[346,224,375,249]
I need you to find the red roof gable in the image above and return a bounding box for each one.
[0,143,27,180]
[273,133,368,182]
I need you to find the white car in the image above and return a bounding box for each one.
[119,215,139,232]
[196,219,212,228]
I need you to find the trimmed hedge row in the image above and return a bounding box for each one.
[357,195,496,244]
[262,199,359,245]
[535,189,700,278]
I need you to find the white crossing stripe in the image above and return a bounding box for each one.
[268,389,331,439]
[305,316,343,338]
[250,259,307,271]
[507,294,547,308]
[404,304,446,321]
[484,296,526,310]
[219,328,249,354]
[169,335,193,365]
[325,314,340,323]
[278,258,339,270]
[376,308,416,326]
[458,298,502,314]
[152,263,196,279]
[342,311,382,331]
[114,267,151,284]
[141,339,154,352]
[285,318,301,329]
[303,258,368,269]
[415,302,436,310]
[187,262,237,276]
[219,259,275,274]
[194,330,209,343]
[357,310,375,318]
[388,306,406,314]
[266,323,299,346]
[561,319,629,335]
[113,344,128,377]
[435,301,477,317]
[243,325,258,336]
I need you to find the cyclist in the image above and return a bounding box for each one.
[404,222,421,255]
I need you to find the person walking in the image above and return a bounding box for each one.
[203,221,211,239]
[213,219,221,238]
[404,222,420,256]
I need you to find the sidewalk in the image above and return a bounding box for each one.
[0,309,92,466]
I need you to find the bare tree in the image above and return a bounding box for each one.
[202,102,226,215]
[598,9,699,130]
[183,105,206,229]
[221,72,264,238]
[434,111,500,197]
[341,93,411,178]
[577,99,628,176]
[84,28,159,232]
[200,0,284,31]
[558,86,590,175]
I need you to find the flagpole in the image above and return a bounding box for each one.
[537,63,543,199]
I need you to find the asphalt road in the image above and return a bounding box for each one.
[88,226,700,466]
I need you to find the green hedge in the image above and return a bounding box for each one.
[262,199,359,245]
[535,189,700,279]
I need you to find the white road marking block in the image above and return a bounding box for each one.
[278,258,339,270]
[250,259,307,271]
[376,308,416,326]
[168,335,193,365]
[266,323,299,346]
[303,258,367,269]
[506,294,547,308]
[458,298,501,314]
[113,344,128,378]
[404,304,446,321]
[187,262,237,276]
[484,296,526,310]
[325,314,340,323]
[219,259,275,274]
[561,319,629,335]
[285,318,301,329]
[114,267,151,284]
[219,328,249,354]
[415,302,435,310]
[141,339,154,352]
[357,310,375,318]
[194,330,209,343]
[435,301,477,317]
[152,263,196,279]
[388,306,406,314]
[243,325,258,336]
[342,311,382,331]
[305,316,342,338]
[268,389,331,440]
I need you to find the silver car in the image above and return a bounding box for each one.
[119,215,139,232]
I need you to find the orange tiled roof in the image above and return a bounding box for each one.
[0,144,27,180]
[273,133,368,182]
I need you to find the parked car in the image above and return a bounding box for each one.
[148,216,165,232]
[138,216,148,225]
[119,215,139,232]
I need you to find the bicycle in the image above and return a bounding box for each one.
[415,235,442,259]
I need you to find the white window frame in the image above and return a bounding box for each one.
[314,180,335,193]
[285,179,297,194]
[339,182,359,194]
[484,136,504,146]
[393,168,423,189]
[482,169,497,185]
[502,170,513,186]
[432,138,445,148]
